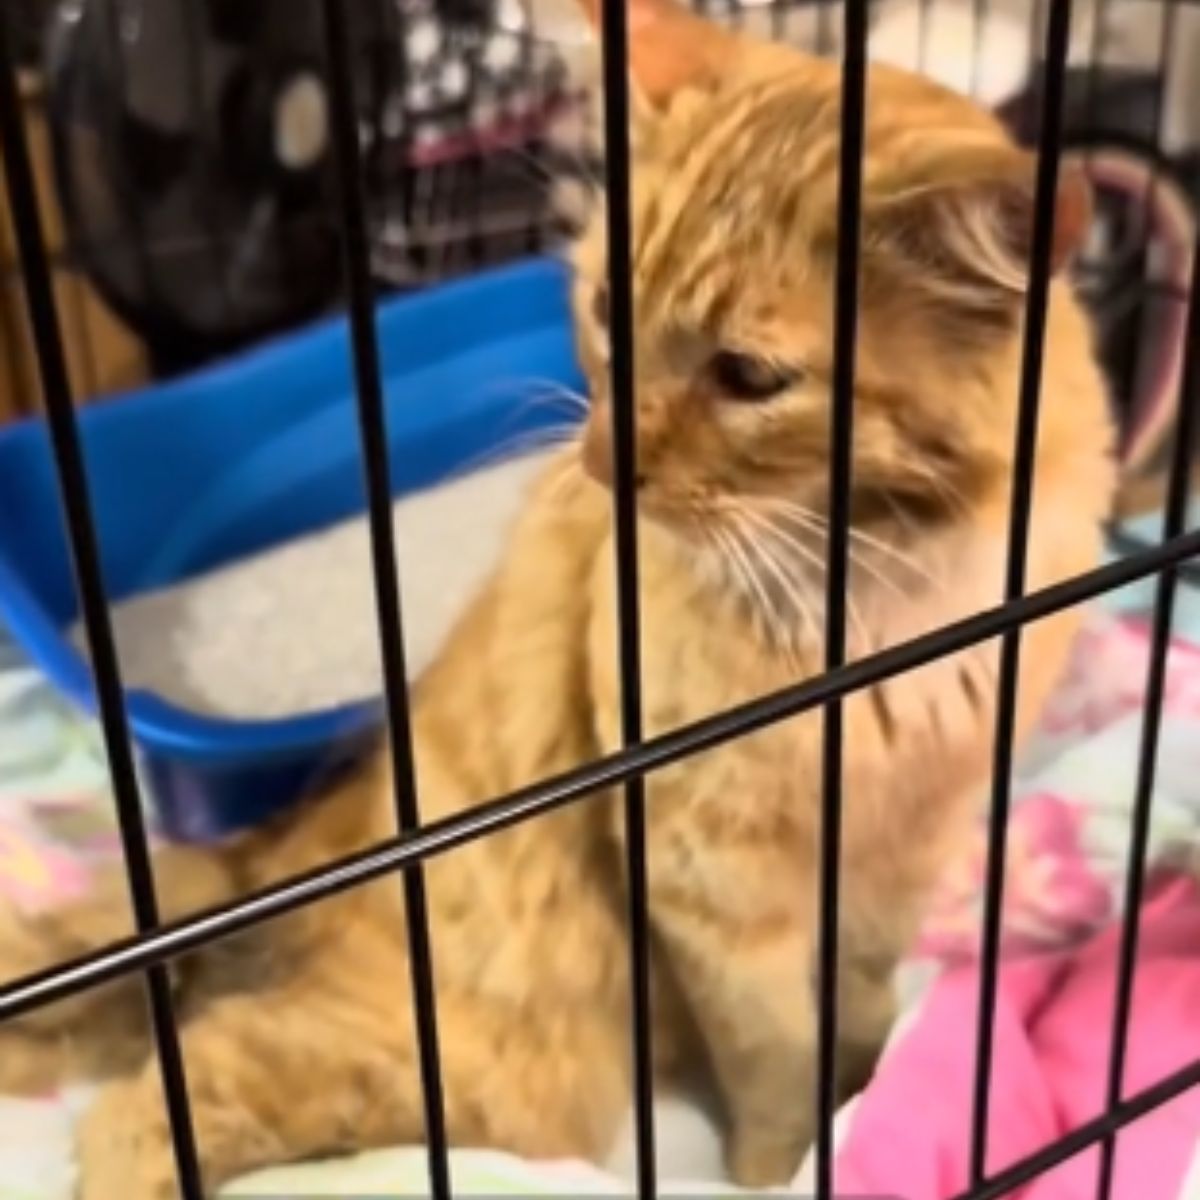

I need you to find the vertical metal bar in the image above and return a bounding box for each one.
[1093,237,1200,1200]
[968,0,1073,1184]
[597,0,656,1196]
[318,4,451,1199]
[0,19,204,1200]
[815,1,867,1197]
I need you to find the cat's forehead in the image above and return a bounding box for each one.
[572,59,1011,331]
[637,54,1007,201]
[572,79,837,325]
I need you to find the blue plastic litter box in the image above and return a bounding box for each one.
[0,258,585,842]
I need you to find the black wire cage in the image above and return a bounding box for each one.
[0,0,1198,1197]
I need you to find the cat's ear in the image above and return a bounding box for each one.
[576,0,744,108]
[867,146,1092,314]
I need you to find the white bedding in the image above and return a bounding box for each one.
[0,1087,861,1198]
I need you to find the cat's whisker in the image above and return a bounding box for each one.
[875,488,918,536]
[501,143,558,187]
[900,467,973,521]
[715,525,772,638]
[755,529,835,664]
[701,522,740,593]
[759,510,912,605]
[758,499,944,592]
[847,527,943,592]
[525,120,607,190]
[702,521,751,621]
[733,506,871,654]
[728,519,794,654]
[487,379,591,423]
[714,521,779,647]
[540,457,584,506]
[528,386,591,417]
[735,531,817,679]
[728,509,821,647]
[723,515,810,655]
[502,137,606,203]
[439,423,580,485]
[753,499,825,534]
[846,548,909,604]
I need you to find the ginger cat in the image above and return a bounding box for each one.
[0,0,1113,1195]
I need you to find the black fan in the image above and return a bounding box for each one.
[5,0,59,67]
[44,0,350,373]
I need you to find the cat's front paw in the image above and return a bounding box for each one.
[727,1125,808,1189]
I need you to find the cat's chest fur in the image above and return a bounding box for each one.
[577,503,1069,905]
[585,516,996,768]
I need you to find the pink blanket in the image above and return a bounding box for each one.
[832,611,1200,1199]
[837,877,1200,1199]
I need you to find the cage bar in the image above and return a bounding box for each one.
[318,2,452,1196]
[814,0,868,1194]
[0,18,204,1200]
[596,0,657,1193]
[1093,234,1200,1200]
[969,0,1074,1180]
[955,1054,1200,1200]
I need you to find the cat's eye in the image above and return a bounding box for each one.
[710,351,801,402]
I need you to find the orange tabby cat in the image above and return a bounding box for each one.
[0,0,1113,1195]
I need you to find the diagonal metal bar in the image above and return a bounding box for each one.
[0,17,202,1199]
